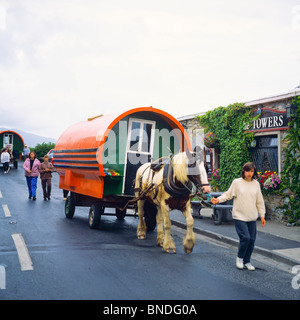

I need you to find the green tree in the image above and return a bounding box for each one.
[31,142,55,161]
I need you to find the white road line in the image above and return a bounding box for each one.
[11,233,34,271]
[2,204,11,217]
[0,189,3,198]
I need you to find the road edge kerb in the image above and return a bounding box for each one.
[171,219,298,267]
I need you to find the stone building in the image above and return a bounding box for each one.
[244,86,300,174]
[178,87,300,220]
[178,86,300,177]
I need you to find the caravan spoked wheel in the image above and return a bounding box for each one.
[88,204,103,229]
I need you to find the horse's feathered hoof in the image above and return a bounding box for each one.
[162,247,176,254]
[183,245,194,254]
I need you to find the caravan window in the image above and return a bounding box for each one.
[3,134,13,148]
[129,122,141,152]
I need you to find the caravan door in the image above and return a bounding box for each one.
[3,133,13,150]
[123,118,155,195]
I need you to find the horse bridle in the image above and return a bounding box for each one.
[187,152,210,191]
[163,154,209,198]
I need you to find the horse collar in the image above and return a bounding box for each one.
[163,158,193,198]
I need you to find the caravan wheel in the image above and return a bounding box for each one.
[65,194,76,219]
[116,208,126,220]
[89,204,103,229]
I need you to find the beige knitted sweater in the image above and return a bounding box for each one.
[217,177,265,221]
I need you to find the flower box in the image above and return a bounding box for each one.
[204,132,218,148]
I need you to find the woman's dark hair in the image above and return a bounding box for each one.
[29,151,37,159]
[241,162,258,180]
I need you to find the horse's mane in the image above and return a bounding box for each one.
[172,152,189,184]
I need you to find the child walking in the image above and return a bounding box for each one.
[1,148,11,174]
[39,155,54,201]
[23,151,40,200]
[211,162,266,271]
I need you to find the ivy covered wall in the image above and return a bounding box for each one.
[196,103,255,191]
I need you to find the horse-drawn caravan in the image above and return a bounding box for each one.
[0,130,25,169]
[54,106,210,253]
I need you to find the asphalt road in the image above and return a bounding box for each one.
[0,164,299,300]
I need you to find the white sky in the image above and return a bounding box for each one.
[0,0,299,139]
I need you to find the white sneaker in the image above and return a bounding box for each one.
[236,257,244,269]
[245,263,255,271]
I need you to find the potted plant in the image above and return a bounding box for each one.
[204,132,218,148]
[257,171,284,195]
[211,168,221,191]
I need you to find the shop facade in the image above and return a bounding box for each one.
[244,88,299,174]
[178,87,300,176]
[178,87,299,220]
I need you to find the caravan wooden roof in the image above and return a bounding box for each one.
[55,106,191,152]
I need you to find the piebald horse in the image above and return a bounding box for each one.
[135,148,210,254]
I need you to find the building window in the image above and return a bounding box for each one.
[251,135,278,173]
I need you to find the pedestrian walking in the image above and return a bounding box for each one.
[1,148,11,174]
[23,151,40,200]
[211,162,266,271]
[39,155,54,201]
[23,145,30,159]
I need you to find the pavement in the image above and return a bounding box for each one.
[170,207,300,267]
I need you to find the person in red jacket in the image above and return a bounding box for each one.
[23,151,40,200]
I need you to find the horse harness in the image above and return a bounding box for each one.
[135,155,208,200]
[119,154,209,212]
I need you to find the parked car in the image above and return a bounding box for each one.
[47,149,55,165]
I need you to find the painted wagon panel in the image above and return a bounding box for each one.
[0,130,25,168]
[0,130,24,155]
[54,107,191,200]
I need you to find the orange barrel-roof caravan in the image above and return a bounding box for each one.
[54,106,191,199]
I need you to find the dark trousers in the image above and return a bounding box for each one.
[41,179,52,198]
[234,219,257,264]
[3,162,9,171]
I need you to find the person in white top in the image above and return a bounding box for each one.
[211,162,266,271]
[1,148,11,174]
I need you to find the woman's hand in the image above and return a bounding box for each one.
[261,217,266,227]
[211,198,219,205]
